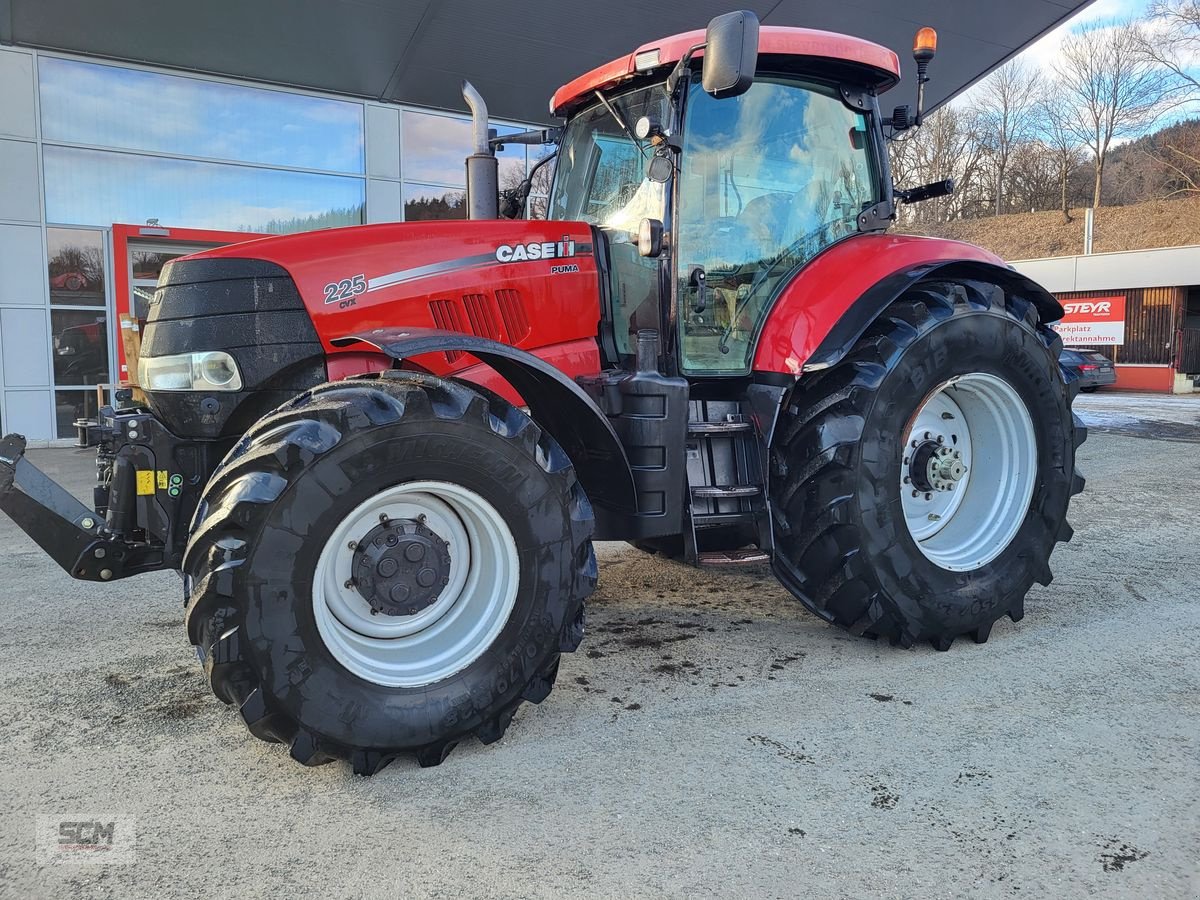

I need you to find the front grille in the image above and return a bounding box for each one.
[496,289,530,343]
[428,291,530,361]
[462,293,503,340]
[428,299,465,362]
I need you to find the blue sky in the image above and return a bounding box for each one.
[1008,0,1156,70]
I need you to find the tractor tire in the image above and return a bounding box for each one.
[769,279,1086,651]
[183,372,595,774]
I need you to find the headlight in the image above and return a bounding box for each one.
[138,351,243,392]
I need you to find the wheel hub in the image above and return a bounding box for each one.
[351,517,452,617]
[908,439,967,494]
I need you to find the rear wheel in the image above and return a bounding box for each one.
[769,279,1086,650]
[184,372,595,773]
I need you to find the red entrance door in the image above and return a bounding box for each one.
[112,223,266,383]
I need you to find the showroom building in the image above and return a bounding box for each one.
[0,1,1091,442]
[0,46,548,442]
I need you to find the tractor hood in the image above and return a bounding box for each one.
[140,219,604,438]
[170,219,602,356]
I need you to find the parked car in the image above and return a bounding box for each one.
[1060,348,1117,392]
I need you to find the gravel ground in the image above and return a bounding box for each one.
[0,417,1197,899]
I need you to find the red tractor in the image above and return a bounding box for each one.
[0,12,1084,774]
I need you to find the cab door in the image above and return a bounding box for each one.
[674,75,882,375]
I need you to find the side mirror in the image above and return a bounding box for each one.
[702,10,759,99]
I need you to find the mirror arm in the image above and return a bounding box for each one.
[666,42,707,96]
[489,127,562,150]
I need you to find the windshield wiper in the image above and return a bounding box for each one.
[594,90,648,160]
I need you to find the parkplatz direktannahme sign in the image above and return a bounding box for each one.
[1054,296,1127,346]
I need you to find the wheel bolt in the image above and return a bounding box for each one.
[937,435,944,444]
[925,493,933,501]
[912,490,919,498]
[344,579,355,590]
[347,541,357,551]
[417,514,427,524]
[379,513,389,524]
[903,476,910,484]
[924,432,932,440]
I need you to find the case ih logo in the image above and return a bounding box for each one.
[495,236,577,263]
[1053,295,1126,346]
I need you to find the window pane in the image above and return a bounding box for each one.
[55,389,102,440]
[44,146,364,233]
[52,308,109,385]
[403,184,465,221]
[39,57,364,173]
[47,228,105,307]
[132,250,190,283]
[402,110,526,186]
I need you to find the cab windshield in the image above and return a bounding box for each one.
[550,86,670,357]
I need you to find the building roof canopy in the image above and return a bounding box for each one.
[2,0,1094,124]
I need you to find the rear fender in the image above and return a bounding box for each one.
[331,328,638,515]
[753,234,1064,374]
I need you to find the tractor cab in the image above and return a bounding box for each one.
[544,15,900,376]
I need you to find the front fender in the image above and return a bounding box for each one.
[752,234,1064,375]
[332,328,638,515]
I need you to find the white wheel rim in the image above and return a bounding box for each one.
[312,481,520,687]
[900,373,1037,571]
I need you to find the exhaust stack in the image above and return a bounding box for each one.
[462,80,499,220]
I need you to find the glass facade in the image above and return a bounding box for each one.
[43,145,366,233]
[39,57,365,173]
[0,47,550,440]
[401,110,550,221]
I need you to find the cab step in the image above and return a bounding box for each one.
[687,421,753,435]
[692,484,760,499]
[698,549,770,566]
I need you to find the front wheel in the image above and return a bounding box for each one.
[184,373,595,773]
[769,279,1086,650]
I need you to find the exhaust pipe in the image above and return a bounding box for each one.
[462,80,499,220]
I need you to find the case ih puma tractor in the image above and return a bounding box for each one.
[0,12,1084,774]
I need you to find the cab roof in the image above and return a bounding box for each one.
[550,25,902,117]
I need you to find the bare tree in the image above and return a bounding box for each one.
[1037,89,1089,220]
[975,61,1042,214]
[1055,20,1171,207]
[1138,0,1200,100]
[889,105,988,225]
[1005,140,1059,211]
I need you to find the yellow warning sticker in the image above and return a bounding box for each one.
[157,470,168,490]
[136,470,155,495]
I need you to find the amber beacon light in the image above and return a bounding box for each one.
[913,26,938,62]
[912,26,938,125]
